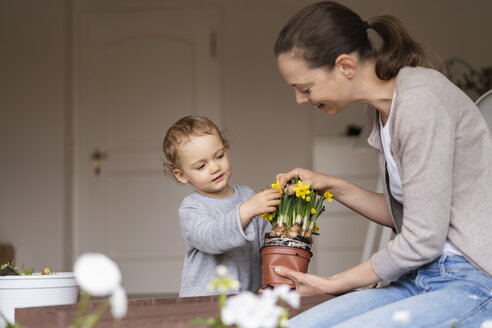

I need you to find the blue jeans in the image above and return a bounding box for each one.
[288,256,492,327]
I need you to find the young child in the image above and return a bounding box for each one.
[163,115,281,297]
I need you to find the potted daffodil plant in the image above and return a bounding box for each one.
[260,178,332,289]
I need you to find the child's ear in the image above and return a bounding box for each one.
[173,169,188,184]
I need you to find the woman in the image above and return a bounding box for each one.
[273,2,492,327]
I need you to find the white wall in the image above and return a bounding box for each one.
[0,0,69,271]
[1,0,491,273]
[223,0,313,188]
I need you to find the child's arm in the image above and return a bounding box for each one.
[239,189,281,229]
[180,202,253,255]
[179,188,280,255]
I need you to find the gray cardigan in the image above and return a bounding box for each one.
[368,67,492,281]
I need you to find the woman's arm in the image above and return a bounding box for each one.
[274,259,380,296]
[277,168,394,228]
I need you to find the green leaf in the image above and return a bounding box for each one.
[189,318,208,324]
[0,310,23,328]
[20,265,33,275]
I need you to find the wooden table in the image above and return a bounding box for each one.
[16,294,334,327]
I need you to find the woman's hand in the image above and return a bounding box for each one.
[274,266,332,296]
[276,168,333,193]
[239,188,282,228]
[275,260,381,296]
[276,168,394,228]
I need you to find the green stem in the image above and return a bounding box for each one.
[70,292,91,328]
[217,293,227,327]
[81,301,110,328]
[218,293,226,311]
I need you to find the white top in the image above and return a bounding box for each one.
[380,91,462,257]
[379,109,403,203]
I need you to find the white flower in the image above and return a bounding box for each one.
[109,285,127,319]
[481,320,492,328]
[262,285,300,309]
[392,310,410,325]
[216,265,228,277]
[74,253,122,296]
[228,279,240,291]
[206,266,240,293]
[221,291,284,328]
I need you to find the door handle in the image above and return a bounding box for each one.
[91,149,107,176]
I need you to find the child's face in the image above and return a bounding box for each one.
[173,133,232,198]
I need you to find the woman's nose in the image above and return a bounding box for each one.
[295,90,309,104]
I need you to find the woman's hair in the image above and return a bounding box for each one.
[162,115,229,177]
[274,1,427,80]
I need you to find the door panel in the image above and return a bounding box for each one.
[74,4,220,294]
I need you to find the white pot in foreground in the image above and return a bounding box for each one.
[0,272,78,328]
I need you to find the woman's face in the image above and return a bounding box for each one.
[277,51,353,115]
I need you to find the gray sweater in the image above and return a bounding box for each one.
[368,67,492,281]
[178,185,271,297]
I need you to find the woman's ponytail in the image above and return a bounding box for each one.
[368,15,426,80]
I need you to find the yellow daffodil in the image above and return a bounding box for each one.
[324,190,333,202]
[260,213,274,221]
[271,179,283,194]
[313,225,320,232]
[310,207,317,215]
[293,180,310,199]
[306,196,311,202]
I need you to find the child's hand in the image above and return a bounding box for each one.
[239,189,282,228]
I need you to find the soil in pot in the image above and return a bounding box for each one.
[263,234,312,252]
[0,266,17,276]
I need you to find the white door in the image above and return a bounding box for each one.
[73,4,221,295]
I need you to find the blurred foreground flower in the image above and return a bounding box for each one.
[109,286,128,319]
[261,285,300,309]
[222,285,299,328]
[221,292,284,328]
[74,253,121,297]
[193,266,299,328]
[207,265,240,294]
[71,253,127,328]
[392,310,410,326]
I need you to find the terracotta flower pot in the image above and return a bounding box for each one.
[261,245,312,289]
